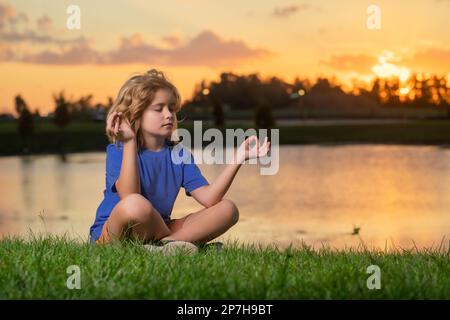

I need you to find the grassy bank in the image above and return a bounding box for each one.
[0,236,448,299]
[1,120,450,156]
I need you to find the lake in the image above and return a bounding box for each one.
[0,144,449,251]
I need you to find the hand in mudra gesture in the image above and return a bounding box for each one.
[106,111,135,143]
[236,136,271,164]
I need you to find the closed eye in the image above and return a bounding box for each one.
[152,102,176,112]
[152,103,164,112]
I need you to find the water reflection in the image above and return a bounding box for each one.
[20,156,33,213]
[0,145,449,251]
[55,153,70,212]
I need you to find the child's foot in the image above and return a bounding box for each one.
[144,240,198,255]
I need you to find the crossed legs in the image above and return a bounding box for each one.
[96,193,239,246]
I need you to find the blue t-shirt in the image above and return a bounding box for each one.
[89,141,209,242]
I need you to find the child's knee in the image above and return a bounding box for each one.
[120,193,154,223]
[220,199,239,225]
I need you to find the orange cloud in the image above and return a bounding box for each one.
[36,14,52,33]
[165,31,271,67]
[320,54,377,73]
[0,43,13,61]
[161,35,182,47]
[272,4,310,18]
[17,30,272,68]
[0,2,16,30]
[409,48,450,72]
[0,2,82,45]
[22,42,101,64]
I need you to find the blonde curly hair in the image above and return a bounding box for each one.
[106,69,182,149]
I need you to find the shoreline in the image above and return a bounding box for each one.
[1,120,450,156]
[1,141,449,158]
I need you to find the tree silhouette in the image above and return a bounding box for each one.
[71,94,94,121]
[53,91,72,127]
[33,109,41,119]
[15,95,34,137]
[254,96,275,129]
[211,97,225,127]
[107,96,114,112]
[186,72,450,120]
[371,78,382,104]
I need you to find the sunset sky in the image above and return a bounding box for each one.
[1,0,450,115]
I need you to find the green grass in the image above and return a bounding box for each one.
[0,235,448,299]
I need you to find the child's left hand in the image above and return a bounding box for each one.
[235,136,271,164]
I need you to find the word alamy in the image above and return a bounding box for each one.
[171,121,279,175]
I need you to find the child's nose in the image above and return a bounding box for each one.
[163,108,173,118]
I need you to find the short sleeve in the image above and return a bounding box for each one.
[105,144,123,193]
[182,151,209,197]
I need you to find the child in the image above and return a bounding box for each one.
[89,69,270,250]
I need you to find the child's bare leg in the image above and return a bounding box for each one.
[161,199,239,245]
[97,193,171,244]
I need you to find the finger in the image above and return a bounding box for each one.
[244,136,254,147]
[114,115,120,134]
[248,135,257,147]
[259,141,270,156]
[117,115,123,134]
[107,121,114,136]
[122,115,131,127]
[107,112,117,132]
[106,111,115,123]
[110,111,119,122]
[112,112,121,128]
[254,135,260,148]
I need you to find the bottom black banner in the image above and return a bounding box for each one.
[0,300,447,318]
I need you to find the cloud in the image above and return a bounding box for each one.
[272,4,310,18]
[0,2,80,45]
[15,30,271,67]
[0,2,16,29]
[105,33,166,64]
[321,49,450,75]
[0,29,88,45]
[0,2,28,31]
[320,54,377,73]
[165,30,271,67]
[0,43,13,61]
[409,48,450,71]
[22,42,101,64]
[0,2,270,67]
[161,34,182,47]
[36,14,52,33]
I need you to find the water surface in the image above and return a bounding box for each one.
[0,145,449,250]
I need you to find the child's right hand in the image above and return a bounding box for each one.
[107,111,135,143]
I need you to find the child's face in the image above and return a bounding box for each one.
[140,88,176,139]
